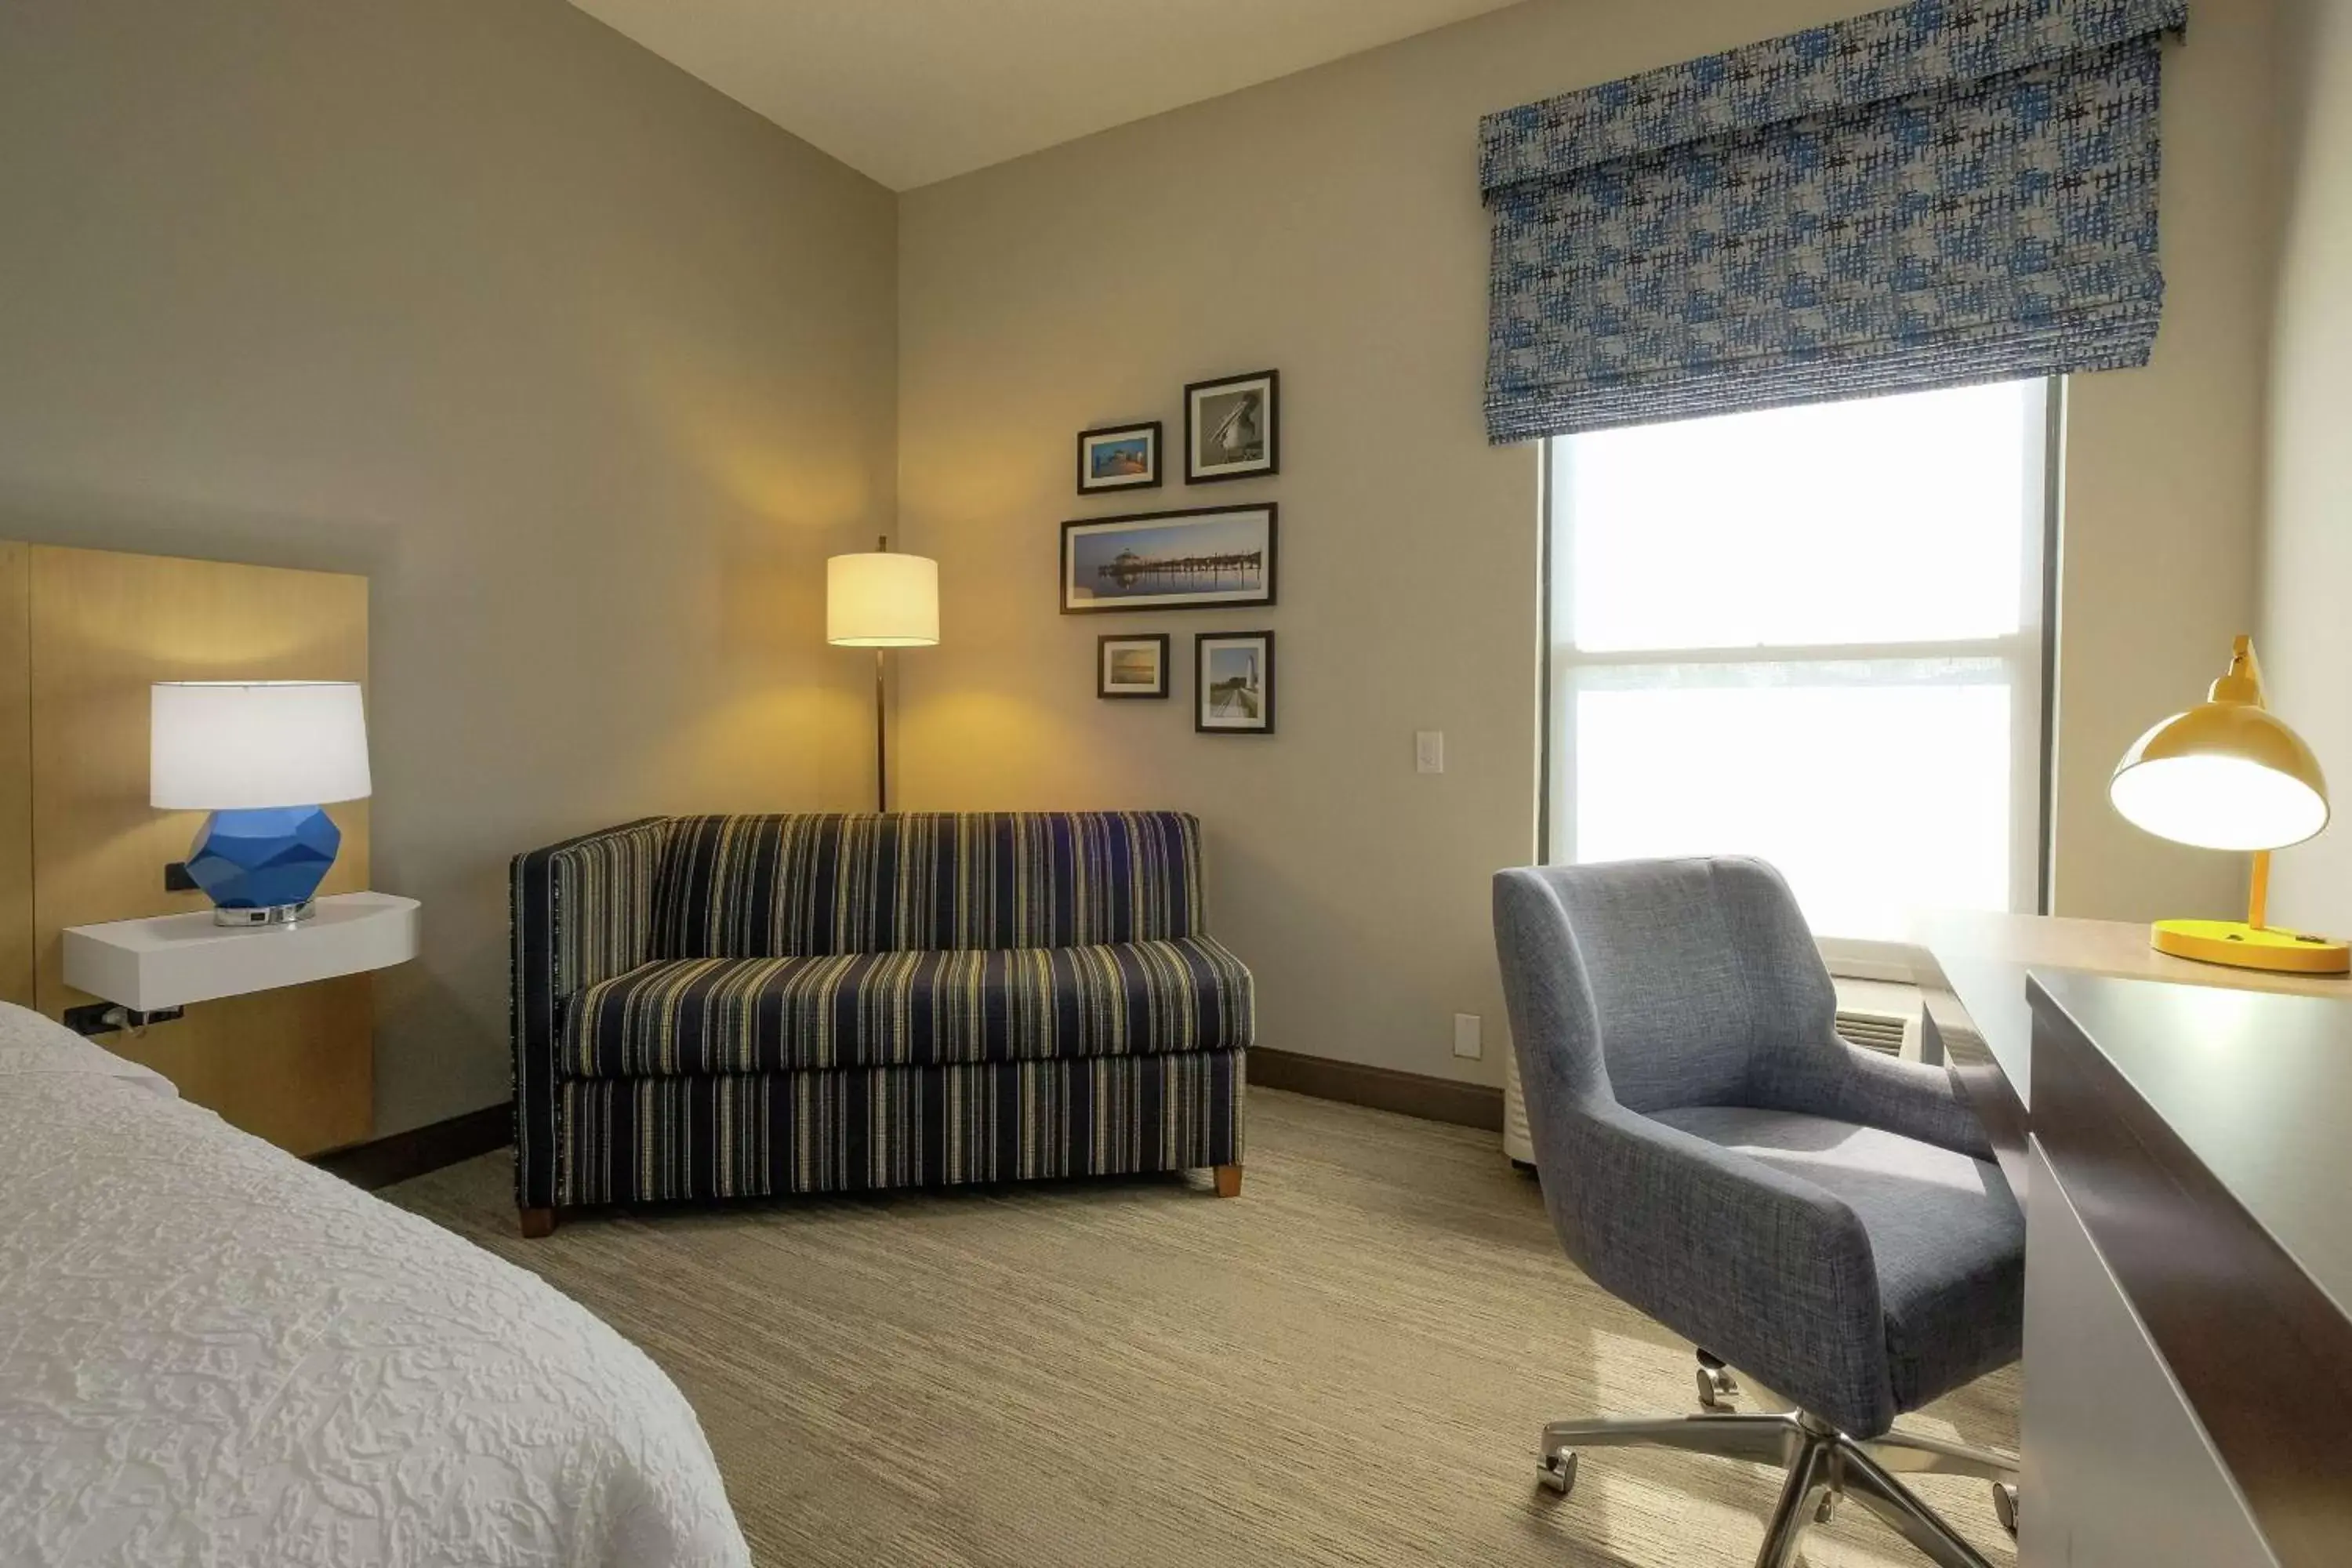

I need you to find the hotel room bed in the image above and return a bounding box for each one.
[0,1003,749,1568]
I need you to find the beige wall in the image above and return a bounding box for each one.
[2260,0,2352,933]
[0,0,2288,1120]
[899,0,2280,1087]
[2055,0,2281,924]
[0,0,898,1134]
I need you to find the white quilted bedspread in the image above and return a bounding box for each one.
[0,1004,750,1568]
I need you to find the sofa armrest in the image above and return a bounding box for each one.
[510,818,670,1209]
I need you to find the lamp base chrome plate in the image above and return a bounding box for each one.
[2151,918,2350,975]
[212,901,317,928]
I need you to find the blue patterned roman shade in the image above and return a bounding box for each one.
[1479,0,2188,442]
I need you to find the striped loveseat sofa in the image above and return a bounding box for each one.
[510,811,1252,1234]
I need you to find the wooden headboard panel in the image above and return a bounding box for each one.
[2,543,372,1154]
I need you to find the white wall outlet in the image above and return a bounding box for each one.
[1453,1012,1483,1059]
[1415,730,1445,774]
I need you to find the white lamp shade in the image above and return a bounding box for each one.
[151,681,372,809]
[827,552,939,647]
[2111,755,2330,852]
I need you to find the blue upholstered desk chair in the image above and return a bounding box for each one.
[1493,858,2022,1568]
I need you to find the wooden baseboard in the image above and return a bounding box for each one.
[1250,1047,1504,1132]
[311,1102,511,1191]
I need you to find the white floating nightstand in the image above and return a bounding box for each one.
[64,891,419,1012]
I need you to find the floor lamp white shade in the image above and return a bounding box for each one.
[828,546,938,813]
[827,552,939,647]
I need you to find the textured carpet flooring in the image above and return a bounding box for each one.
[386,1088,2018,1568]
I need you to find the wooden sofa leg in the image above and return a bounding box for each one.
[519,1207,557,1239]
[1213,1164,1243,1199]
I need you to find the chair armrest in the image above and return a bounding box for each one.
[510,818,670,1209]
[1792,1041,1995,1160]
[1558,1105,1897,1436]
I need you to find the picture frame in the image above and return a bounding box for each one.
[1060,504,1277,615]
[1076,420,1162,494]
[1195,631,1275,735]
[1185,370,1279,484]
[1096,633,1171,699]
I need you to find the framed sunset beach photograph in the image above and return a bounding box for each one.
[1096,633,1170,699]
[1076,420,1161,493]
[1060,504,1277,614]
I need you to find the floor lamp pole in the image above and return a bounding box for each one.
[873,646,888,814]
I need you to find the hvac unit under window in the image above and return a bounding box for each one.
[1501,979,1924,1167]
[1831,978,1926,1059]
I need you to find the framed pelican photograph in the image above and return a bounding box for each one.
[1195,631,1275,734]
[1185,369,1279,484]
[1060,504,1277,615]
[1076,420,1161,494]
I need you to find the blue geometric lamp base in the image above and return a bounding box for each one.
[187,806,342,926]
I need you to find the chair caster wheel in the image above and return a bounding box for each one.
[1815,1490,1839,1524]
[1538,1449,1579,1497]
[1992,1482,2019,1538]
[1697,1363,1740,1410]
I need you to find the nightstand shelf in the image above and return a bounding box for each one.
[64,891,419,1011]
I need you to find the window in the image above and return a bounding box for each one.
[1544,379,2054,955]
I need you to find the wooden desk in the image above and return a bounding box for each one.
[1911,913,2352,1568]
[1910,911,2349,1196]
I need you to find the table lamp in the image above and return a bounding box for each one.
[827,537,938,812]
[2108,635,2347,974]
[151,681,372,926]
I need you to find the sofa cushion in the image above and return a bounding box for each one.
[653,812,1203,959]
[562,936,1255,1077]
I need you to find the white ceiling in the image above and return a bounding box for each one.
[568,0,1526,191]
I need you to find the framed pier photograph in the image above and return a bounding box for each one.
[1060,504,1277,613]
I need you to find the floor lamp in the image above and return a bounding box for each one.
[827,537,939,813]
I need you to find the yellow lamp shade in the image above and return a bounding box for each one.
[827,551,939,647]
[2109,635,2344,975]
[2111,696,2329,852]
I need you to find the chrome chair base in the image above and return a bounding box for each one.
[1536,1406,2016,1568]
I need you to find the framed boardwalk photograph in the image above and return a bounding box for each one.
[1196,630,1275,734]
[1060,504,1277,615]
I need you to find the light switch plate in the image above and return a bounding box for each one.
[1453,1012,1483,1059]
[1415,731,1444,774]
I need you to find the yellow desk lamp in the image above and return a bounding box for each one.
[2109,634,2348,975]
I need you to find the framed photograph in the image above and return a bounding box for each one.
[1185,369,1279,484]
[1076,420,1162,494]
[1096,633,1170,699]
[1060,504,1276,614]
[1196,631,1275,734]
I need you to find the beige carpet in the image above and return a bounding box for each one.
[386,1088,2018,1568]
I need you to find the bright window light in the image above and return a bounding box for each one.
[1549,380,2051,945]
